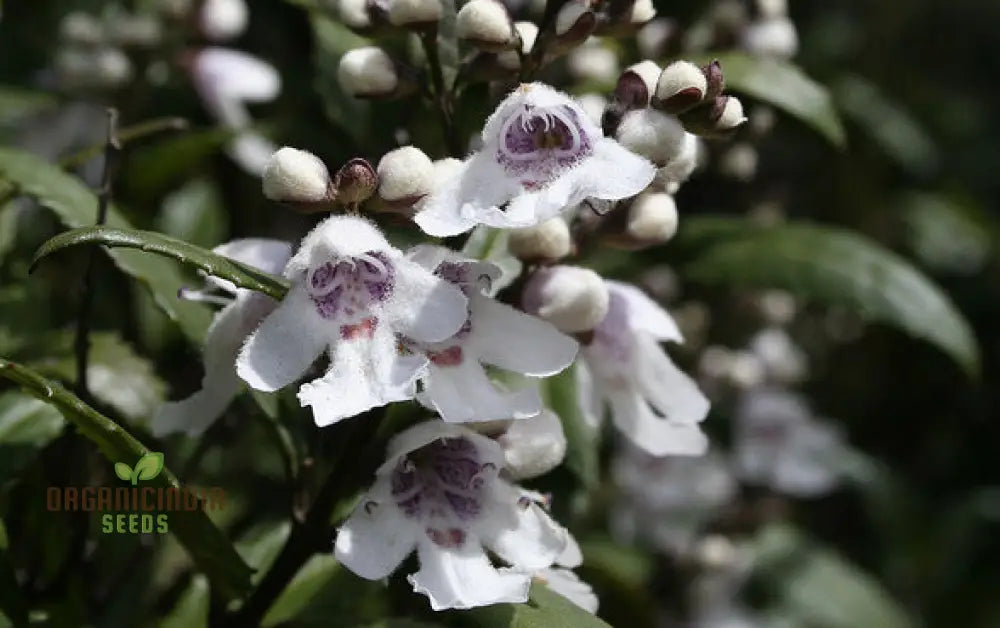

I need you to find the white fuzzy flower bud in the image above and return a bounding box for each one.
[200,0,249,41]
[555,0,588,35]
[741,17,799,58]
[629,0,656,24]
[60,12,105,46]
[337,47,398,97]
[627,192,678,243]
[626,60,661,103]
[497,21,537,70]
[576,93,607,126]
[499,410,567,480]
[338,0,373,29]
[615,108,685,166]
[657,132,699,193]
[456,0,514,50]
[262,147,331,203]
[522,266,610,333]
[508,218,572,262]
[388,0,442,27]
[377,146,434,203]
[93,48,134,87]
[654,60,707,111]
[567,39,619,84]
[757,0,787,19]
[716,96,747,130]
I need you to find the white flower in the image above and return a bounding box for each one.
[191,47,280,175]
[262,147,331,203]
[579,281,710,456]
[236,216,469,426]
[612,445,735,552]
[575,93,607,126]
[497,408,567,480]
[733,388,843,496]
[153,239,292,436]
[200,0,249,41]
[522,265,609,333]
[334,421,568,610]
[415,83,656,236]
[404,246,578,423]
[534,535,599,613]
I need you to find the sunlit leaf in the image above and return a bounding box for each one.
[0,147,213,344]
[698,52,846,147]
[682,219,980,377]
[32,225,290,301]
[0,359,253,600]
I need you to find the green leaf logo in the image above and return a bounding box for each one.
[116,452,165,485]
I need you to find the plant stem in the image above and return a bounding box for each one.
[222,412,385,627]
[420,30,462,157]
[74,108,120,400]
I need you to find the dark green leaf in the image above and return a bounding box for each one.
[0,519,27,627]
[0,359,253,600]
[540,364,599,488]
[0,147,213,344]
[31,225,290,301]
[124,127,236,196]
[682,219,980,377]
[158,575,209,628]
[461,582,611,628]
[699,52,846,147]
[0,391,64,484]
[898,192,991,274]
[134,451,165,482]
[155,178,229,249]
[750,524,914,628]
[114,462,132,482]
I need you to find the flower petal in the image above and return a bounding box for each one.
[208,238,291,294]
[537,569,599,614]
[334,480,418,580]
[299,326,414,426]
[416,153,522,237]
[424,356,543,422]
[632,332,710,425]
[154,294,273,436]
[386,257,469,344]
[607,388,708,456]
[409,538,530,610]
[236,284,328,392]
[606,280,683,342]
[480,481,567,571]
[380,420,503,473]
[467,294,578,377]
[575,360,604,430]
[573,138,657,202]
[498,409,567,480]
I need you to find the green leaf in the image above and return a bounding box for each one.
[898,192,992,274]
[682,219,980,377]
[0,391,64,484]
[114,462,133,482]
[33,332,166,421]
[0,359,253,600]
[698,52,846,147]
[461,226,523,292]
[0,519,27,627]
[437,0,460,88]
[0,147,213,344]
[158,575,209,628]
[124,127,236,196]
[749,524,914,628]
[461,582,611,628]
[32,225,290,301]
[133,451,165,482]
[540,364,599,488]
[0,86,57,125]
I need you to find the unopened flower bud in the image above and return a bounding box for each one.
[338,47,399,98]
[627,192,678,243]
[498,410,567,480]
[376,146,434,205]
[387,0,442,28]
[522,266,610,333]
[654,60,707,114]
[715,95,747,130]
[553,1,596,49]
[615,108,685,166]
[200,0,248,41]
[757,0,788,19]
[333,158,378,206]
[497,21,538,70]
[629,0,656,24]
[567,38,619,85]
[702,59,725,100]
[60,12,105,45]
[338,0,379,30]
[679,95,746,136]
[657,132,699,192]
[262,147,332,204]
[508,218,572,262]
[93,48,134,87]
[626,60,661,103]
[741,17,798,58]
[456,0,515,51]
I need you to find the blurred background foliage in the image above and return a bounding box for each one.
[1,0,999,626]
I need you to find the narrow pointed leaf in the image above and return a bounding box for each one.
[698,52,846,147]
[31,225,290,301]
[0,147,212,343]
[682,219,980,377]
[0,359,253,599]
